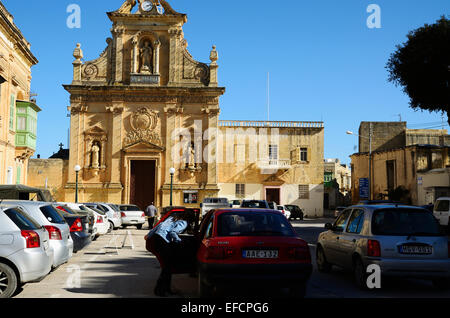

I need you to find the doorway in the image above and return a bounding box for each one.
[265,187,280,204]
[129,160,156,211]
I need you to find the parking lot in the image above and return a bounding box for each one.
[11,218,450,298]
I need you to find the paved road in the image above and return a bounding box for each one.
[13,219,450,298]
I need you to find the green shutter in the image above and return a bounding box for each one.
[16,166,21,184]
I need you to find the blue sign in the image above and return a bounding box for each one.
[359,178,369,198]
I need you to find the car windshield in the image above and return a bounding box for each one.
[108,204,120,212]
[121,205,140,211]
[40,205,66,224]
[372,208,442,236]
[4,207,41,230]
[217,212,296,237]
[241,201,267,208]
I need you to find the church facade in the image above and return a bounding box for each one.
[28,0,325,216]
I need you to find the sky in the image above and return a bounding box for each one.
[2,0,449,166]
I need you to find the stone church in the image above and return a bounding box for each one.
[28,0,325,216]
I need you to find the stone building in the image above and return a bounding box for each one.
[0,1,41,185]
[351,121,450,204]
[324,159,351,209]
[27,0,325,215]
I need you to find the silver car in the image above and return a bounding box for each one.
[0,206,54,298]
[317,205,450,289]
[0,201,74,269]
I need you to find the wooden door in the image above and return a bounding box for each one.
[130,160,156,211]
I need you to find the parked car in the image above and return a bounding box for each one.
[200,198,231,217]
[197,209,312,297]
[119,204,146,229]
[56,204,95,237]
[53,206,91,252]
[267,201,278,209]
[317,204,450,289]
[277,205,291,219]
[433,197,449,228]
[231,200,241,208]
[284,205,304,220]
[240,200,270,209]
[0,206,54,298]
[334,206,346,217]
[0,201,73,268]
[83,202,122,230]
[61,203,109,239]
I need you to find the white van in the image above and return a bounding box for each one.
[433,197,450,227]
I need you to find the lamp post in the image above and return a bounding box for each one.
[74,165,81,203]
[169,167,175,206]
[347,124,373,200]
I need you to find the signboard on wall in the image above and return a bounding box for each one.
[359,178,369,198]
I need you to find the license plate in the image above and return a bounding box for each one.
[242,250,278,259]
[400,245,433,255]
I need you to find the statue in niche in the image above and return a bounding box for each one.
[90,141,101,169]
[139,40,153,74]
[188,142,196,169]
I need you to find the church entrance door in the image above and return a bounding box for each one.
[129,160,156,211]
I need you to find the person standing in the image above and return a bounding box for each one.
[145,202,157,229]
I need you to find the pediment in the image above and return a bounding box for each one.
[84,126,106,135]
[122,140,165,153]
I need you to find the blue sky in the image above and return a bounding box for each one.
[3,0,449,165]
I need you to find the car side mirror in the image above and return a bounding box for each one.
[325,223,333,230]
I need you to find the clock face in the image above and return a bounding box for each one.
[141,1,153,12]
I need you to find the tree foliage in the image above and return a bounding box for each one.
[386,16,450,125]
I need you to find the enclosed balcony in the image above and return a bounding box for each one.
[15,100,41,151]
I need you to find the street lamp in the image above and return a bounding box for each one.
[347,125,373,200]
[74,165,81,203]
[169,167,175,206]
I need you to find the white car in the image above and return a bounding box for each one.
[433,197,449,227]
[0,201,73,269]
[83,202,122,230]
[62,203,109,239]
[119,204,146,229]
[0,206,54,298]
[277,205,291,220]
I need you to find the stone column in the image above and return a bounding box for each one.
[107,102,124,184]
[113,27,125,83]
[132,37,138,74]
[154,40,161,75]
[204,106,220,186]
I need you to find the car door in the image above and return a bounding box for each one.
[336,209,365,269]
[324,209,352,265]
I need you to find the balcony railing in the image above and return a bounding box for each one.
[219,120,324,128]
[257,159,291,170]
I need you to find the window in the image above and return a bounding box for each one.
[386,160,396,190]
[4,207,41,230]
[39,205,66,224]
[269,144,278,162]
[300,148,308,162]
[346,209,365,234]
[333,209,352,231]
[184,191,198,204]
[235,184,245,198]
[435,200,449,212]
[204,216,214,239]
[298,185,309,199]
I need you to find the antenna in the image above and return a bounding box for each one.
[267,72,270,122]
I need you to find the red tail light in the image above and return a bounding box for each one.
[21,230,40,248]
[206,247,235,260]
[44,226,62,240]
[121,212,126,218]
[368,240,381,257]
[287,246,311,261]
[70,218,83,232]
[96,216,103,223]
[142,213,146,218]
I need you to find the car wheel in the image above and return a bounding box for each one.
[0,262,18,298]
[316,246,332,273]
[432,278,450,290]
[353,257,369,290]
[108,221,114,233]
[288,283,307,298]
[136,224,142,230]
[198,272,214,298]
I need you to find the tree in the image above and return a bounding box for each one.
[386,16,450,125]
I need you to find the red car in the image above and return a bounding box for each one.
[196,209,312,297]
